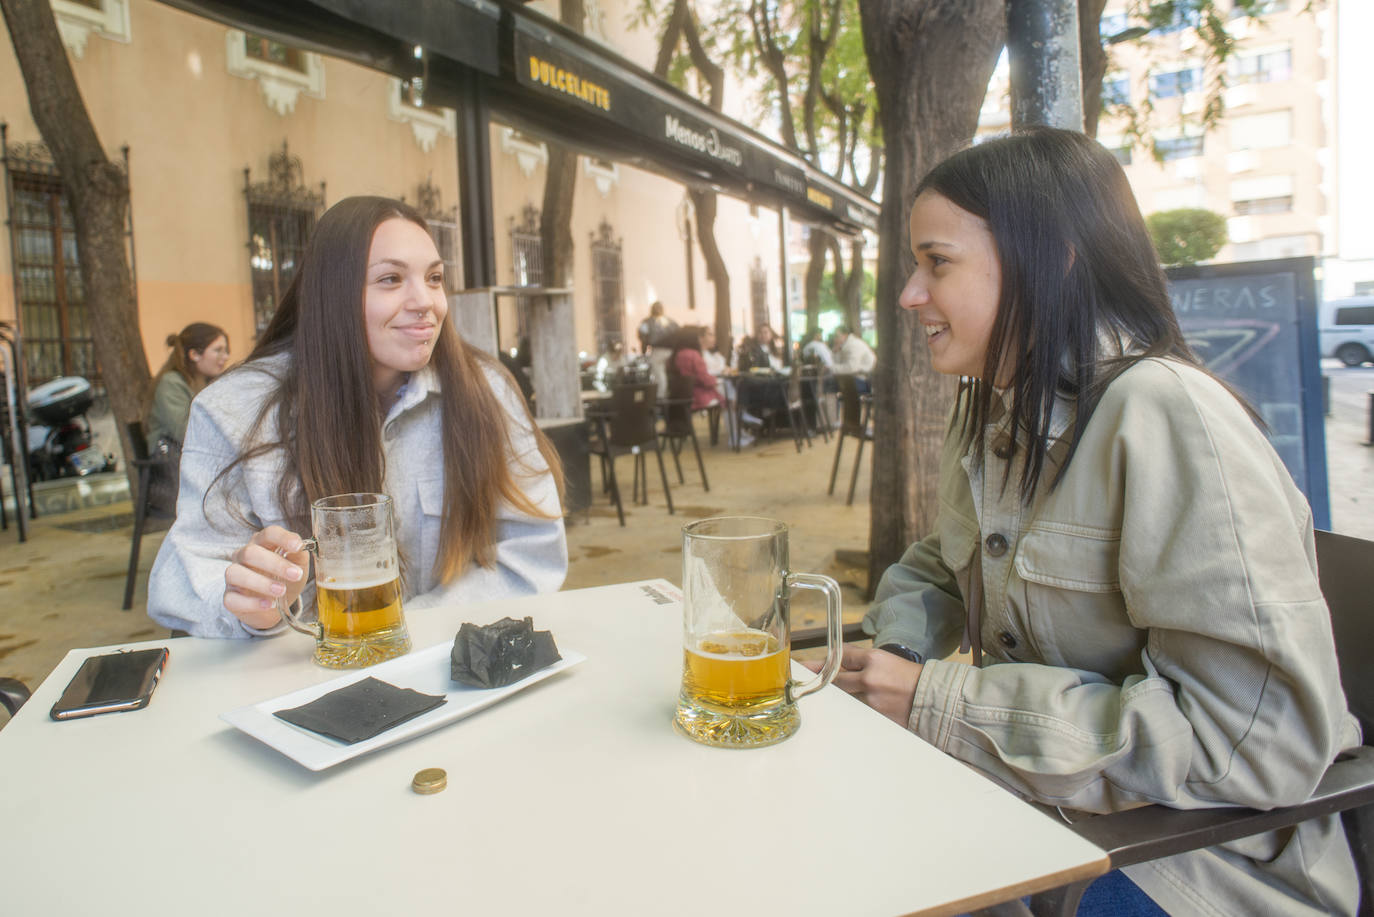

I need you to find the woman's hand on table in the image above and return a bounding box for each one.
[224,525,309,629]
[804,645,922,728]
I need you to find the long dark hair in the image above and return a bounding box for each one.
[217,196,562,582]
[916,126,1214,499]
[155,322,227,391]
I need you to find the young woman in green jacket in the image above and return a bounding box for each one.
[823,128,1359,916]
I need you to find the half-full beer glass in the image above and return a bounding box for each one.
[279,493,411,668]
[674,516,842,748]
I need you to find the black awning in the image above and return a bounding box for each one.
[153,0,878,234]
[157,0,500,78]
[502,9,876,234]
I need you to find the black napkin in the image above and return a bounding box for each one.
[273,676,447,744]
[451,617,562,689]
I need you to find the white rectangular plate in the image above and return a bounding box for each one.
[220,641,585,770]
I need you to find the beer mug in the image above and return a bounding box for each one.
[279,493,411,669]
[674,516,843,748]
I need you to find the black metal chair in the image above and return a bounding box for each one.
[586,382,675,527]
[1021,529,1374,916]
[122,421,178,610]
[799,364,834,443]
[658,373,710,492]
[828,374,873,505]
[0,676,30,716]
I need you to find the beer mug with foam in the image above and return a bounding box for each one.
[674,516,842,748]
[279,493,411,668]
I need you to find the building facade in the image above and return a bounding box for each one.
[1,0,841,394]
[980,0,1372,295]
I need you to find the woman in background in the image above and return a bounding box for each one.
[147,322,230,449]
[667,325,723,412]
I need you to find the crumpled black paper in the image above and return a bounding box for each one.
[273,676,446,744]
[450,616,561,689]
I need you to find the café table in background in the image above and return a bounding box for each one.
[0,581,1107,916]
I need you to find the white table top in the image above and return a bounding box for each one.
[0,580,1106,916]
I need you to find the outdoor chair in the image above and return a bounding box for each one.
[0,676,29,715]
[828,374,873,505]
[792,530,1374,915]
[658,373,710,492]
[586,382,675,527]
[122,421,178,610]
[799,364,834,443]
[1018,528,1374,916]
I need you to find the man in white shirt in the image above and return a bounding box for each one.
[832,325,876,375]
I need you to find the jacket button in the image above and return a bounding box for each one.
[993,438,1012,460]
[999,631,1018,649]
[985,533,1008,556]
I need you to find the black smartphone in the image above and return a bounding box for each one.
[49,647,170,721]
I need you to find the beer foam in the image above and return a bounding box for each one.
[318,572,399,591]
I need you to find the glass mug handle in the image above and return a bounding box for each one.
[785,571,843,702]
[274,537,319,637]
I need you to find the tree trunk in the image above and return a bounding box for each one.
[539,0,585,288]
[1,0,149,471]
[804,228,828,334]
[652,0,732,353]
[689,188,730,352]
[857,0,1004,593]
[540,149,577,286]
[1079,0,1109,137]
[841,236,864,333]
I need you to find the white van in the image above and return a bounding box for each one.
[1319,297,1374,366]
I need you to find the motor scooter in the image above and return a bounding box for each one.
[25,376,118,481]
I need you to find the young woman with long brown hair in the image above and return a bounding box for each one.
[148,196,566,637]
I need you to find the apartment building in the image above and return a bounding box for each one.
[980,1,1372,293]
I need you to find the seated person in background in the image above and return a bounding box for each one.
[816,128,1360,916]
[699,326,727,377]
[147,322,231,449]
[667,325,723,412]
[831,323,875,393]
[800,328,834,371]
[148,196,568,638]
[733,323,784,372]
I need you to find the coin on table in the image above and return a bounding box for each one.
[411,767,447,795]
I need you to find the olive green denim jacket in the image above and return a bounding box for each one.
[866,358,1361,916]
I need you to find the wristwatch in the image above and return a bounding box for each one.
[879,643,923,664]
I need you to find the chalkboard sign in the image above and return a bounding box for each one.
[1166,256,1330,529]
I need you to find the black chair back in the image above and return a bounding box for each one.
[662,373,696,435]
[606,382,659,448]
[837,374,865,434]
[1315,530,1374,737]
[127,420,151,462]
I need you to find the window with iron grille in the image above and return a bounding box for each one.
[6,174,96,388]
[243,141,324,335]
[510,204,543,288]
[750,258,769,331]
[410,177,459,293]
[507,204,544,343]
[1,133,132,393]
[590,220,623,354]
